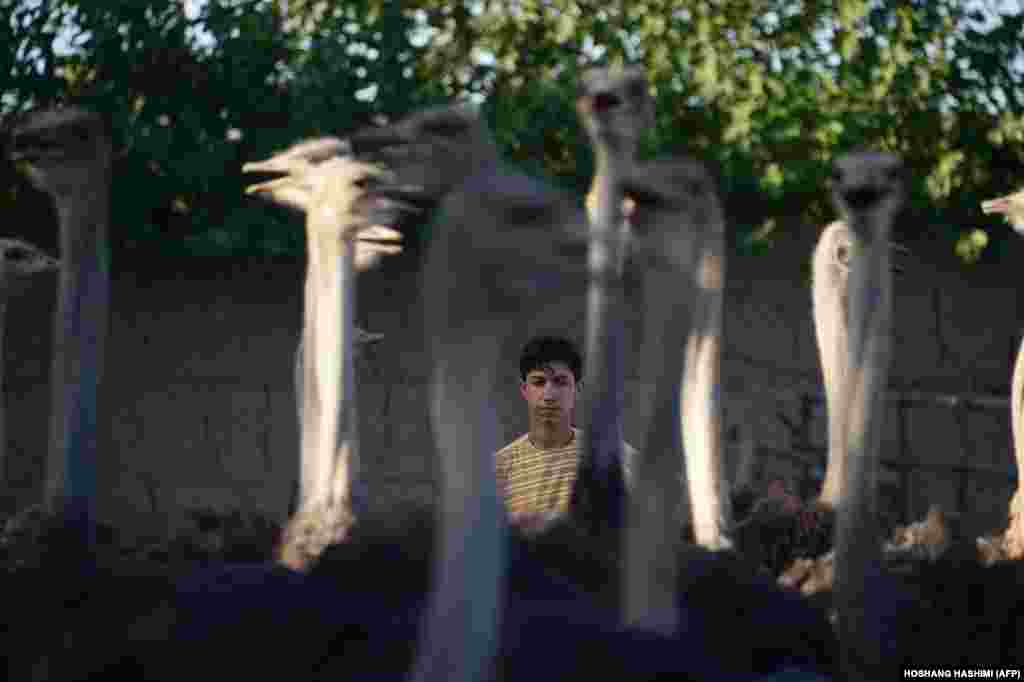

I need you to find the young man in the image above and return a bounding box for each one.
[494,335,634,530]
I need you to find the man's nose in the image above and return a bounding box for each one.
[542,383,558,399]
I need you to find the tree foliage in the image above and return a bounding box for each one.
[3,0,1024,262]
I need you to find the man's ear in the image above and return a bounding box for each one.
[519,380,529,401]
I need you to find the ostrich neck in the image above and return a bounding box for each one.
[413,282,505,682]
[575,145,630,533]
[815,239,851,509]
[625,263,692,633]
[45,184,110,540]
[297,207,357,516]
[834,221,892,674]
[684,233,731,550]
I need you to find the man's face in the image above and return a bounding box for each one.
[520,362,577,426]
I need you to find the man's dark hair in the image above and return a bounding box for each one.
[519,335,582,382]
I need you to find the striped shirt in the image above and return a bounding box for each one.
[494,428,636,517]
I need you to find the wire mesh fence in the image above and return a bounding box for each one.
[762,388,1016,529]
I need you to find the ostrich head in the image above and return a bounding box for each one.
[981,189,1024,235]
[244,138,425,270]
[576,65,654,157]
[243,137,352,212]
[621,157,721,274]
[348,104,498,203]
[8,107,112,198]
[830,151,905,239]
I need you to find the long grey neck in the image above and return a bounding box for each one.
[45,180,110,549]
[412,332,505,682]
[575,145,629,533]
[834,212,891,676]
[684,228,731,549]
[624,262,692,633]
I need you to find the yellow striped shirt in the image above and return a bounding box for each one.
[494,428,635,517]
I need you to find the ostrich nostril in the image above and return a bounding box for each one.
[592,92,622,112]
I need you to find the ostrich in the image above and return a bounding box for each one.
[827,151,905,679]
[981,188,1024,559]
[0,239,60,496]
[349,103,597,682]
[613,157,728,633]
[7,107,111,550]
[243,139,417,570]
[573,66,651,536]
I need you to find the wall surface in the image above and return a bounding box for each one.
[2,238,1020,539]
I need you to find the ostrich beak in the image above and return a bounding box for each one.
[244,176,311,213]
[243,138,349,175]
[356,225,404,243]
[981,197,1011,214]
[242,157,305,176]
[981,193,1024,234]
[244,175,309,197]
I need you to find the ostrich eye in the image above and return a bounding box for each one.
[829,168,843,185]
[835,244,850,266]
[7,248,30,262]
[623,185,664,208]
